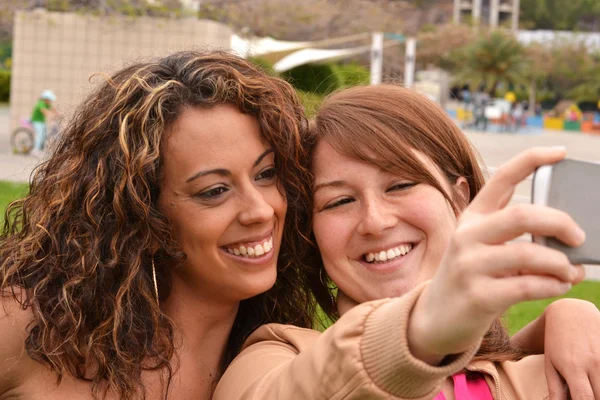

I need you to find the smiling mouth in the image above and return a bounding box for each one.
[223,236,274,259]
[364,244,414,263]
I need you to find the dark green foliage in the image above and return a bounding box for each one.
[0,70,10,102]
[282,63,342,95]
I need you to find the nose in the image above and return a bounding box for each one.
[238,186,275,226]
[356,197,398,237]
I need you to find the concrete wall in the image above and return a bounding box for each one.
[10,10,233,131]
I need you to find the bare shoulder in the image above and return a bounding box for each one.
[0,289,37,395]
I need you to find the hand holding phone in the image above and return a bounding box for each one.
[532,158,600,265]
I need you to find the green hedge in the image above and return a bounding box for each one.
[283,62,369,96]
[0,70,10,102]
[282,63,342,95]
[331,63,370,88]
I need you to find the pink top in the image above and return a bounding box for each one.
[434,372,493,400]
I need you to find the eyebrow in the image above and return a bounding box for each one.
[313,180,347,193]
[185,149,274,183]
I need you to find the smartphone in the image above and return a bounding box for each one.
[532,158,600,265]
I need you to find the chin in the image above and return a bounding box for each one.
[238,270,278,301]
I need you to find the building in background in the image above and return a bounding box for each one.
[453,0,519,31]
[10,9,232,132]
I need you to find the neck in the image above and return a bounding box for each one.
[336,290,360,317]
[162,279,240,374]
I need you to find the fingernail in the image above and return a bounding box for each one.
[559,282,572,292]
[574,226,586,245]
[571,265,580,280]
[550,146,566,152]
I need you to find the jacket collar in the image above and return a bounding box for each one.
[466,360,500,399]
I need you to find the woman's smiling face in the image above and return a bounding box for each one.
[158,104,287,303]
[311,139,467,304]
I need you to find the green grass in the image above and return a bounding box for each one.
[506,280,600,334]
[0,181,28,225]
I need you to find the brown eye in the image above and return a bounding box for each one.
[387,182,416,192]
[197,186,229,199]
[324,197,354,210]
[256,167,276,181]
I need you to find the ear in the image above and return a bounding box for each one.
[452,177,470,213]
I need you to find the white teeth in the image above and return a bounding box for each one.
[255,244,264,256]
[364,244,413,263]
[225,237,273,259]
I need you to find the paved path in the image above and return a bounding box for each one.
[0,107,43,182]
[1,107,599,278]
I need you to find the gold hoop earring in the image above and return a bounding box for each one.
[152,258,159,307]
[319,268,327,287]
[319,268,336,307]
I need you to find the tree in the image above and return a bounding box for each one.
[446,31,529,96]
[567,53,600,102]
[520,0,600,31]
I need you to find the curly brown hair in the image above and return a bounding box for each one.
[0,50,315,399]
[298,84,526,363]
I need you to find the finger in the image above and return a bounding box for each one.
[491,275,572,307]
[473,242,577,283]
[563,373,595,400]
[469,147,567,214]
[465,204,585,247]
[572,265,586,285]
[546,360,567,400]
[591,372,600,400]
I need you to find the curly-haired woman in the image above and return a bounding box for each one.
[0,50,314,399]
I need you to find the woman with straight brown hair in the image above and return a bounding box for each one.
[0,50,315,399]
[214,85,600,400]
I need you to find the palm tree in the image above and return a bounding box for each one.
[449,31,529,97]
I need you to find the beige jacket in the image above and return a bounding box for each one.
[214,284,549,400]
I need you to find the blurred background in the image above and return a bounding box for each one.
[0,0,599,332]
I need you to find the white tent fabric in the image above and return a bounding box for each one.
[231,34,312,57]
[273,46,371,72]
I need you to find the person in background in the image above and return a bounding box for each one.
[30,89,58,155]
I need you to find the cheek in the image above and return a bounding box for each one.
[313,213,352,262]
[269,188,287,218]
[412,194,457,261]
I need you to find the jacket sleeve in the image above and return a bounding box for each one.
[213,283,482,400]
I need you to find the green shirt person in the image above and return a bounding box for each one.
[30,90,56,154]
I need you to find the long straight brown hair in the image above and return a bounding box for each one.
[298,84,525,363]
